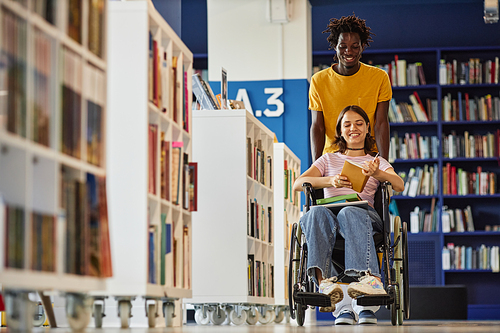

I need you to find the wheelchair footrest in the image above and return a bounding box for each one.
[294,291,332,307]
[355,294,394,306]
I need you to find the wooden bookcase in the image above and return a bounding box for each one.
[314,46,500,319]
[272,142,300,321]
[0,0,109,330]
[186,109,275,325]
[98,0,193,328]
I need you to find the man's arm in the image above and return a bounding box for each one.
[310,110,325,162]
[374,100,390,160]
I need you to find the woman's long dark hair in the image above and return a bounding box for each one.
[333,105,377,156]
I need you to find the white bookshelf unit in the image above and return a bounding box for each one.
[100,0,193,328]
[0,0,109,330]
[186,109,275,325]
[272,142,300,322]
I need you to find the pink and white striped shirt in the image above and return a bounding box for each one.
[313,152,392,206]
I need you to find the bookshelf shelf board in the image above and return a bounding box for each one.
[444,231,500,237]
[442,120,500,126]
[440,83,500,89]
[392,84,438,91]
[389,122,439,127]
[442,157,500,162]
[392,158,439,164]
[393,195,438,200]
[444,269,496,273]
[442,194,500,199]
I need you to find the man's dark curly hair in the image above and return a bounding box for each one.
[323,14,374,54]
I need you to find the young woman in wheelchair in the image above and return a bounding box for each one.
[293,105,404,324]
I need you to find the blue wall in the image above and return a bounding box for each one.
[311,0,500,52]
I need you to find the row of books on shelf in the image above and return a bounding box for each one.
[148,31,190,132]
[3,204,58,272]
[442,130,500,159]
[409,199,439,233]
[5,0,105,57]
[247,255,274,298]
[32,29,52,147]
[147,218,190,288]
[439,57,499,85]
[442,92,500,122]
[283,160,299,206]
[3,9,27,138]
[247,194,273,243]
[247,137,273,188]
[397,164,439,197]
[442,243,499,272]
[442,164,497,195]
[376,57,427,87]
[388,93,437,124]
[441,205,475,233]
[148,126,197,210]
[389,132,439,161]
[61,172,112,277]
[3,6,107,158]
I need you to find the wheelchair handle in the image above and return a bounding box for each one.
[302,182,317,212]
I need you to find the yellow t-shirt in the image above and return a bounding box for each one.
[309,62,392,154]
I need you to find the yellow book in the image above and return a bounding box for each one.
[340,159,369,193]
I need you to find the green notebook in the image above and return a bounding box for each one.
[316,193,362,205]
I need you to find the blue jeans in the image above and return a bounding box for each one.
[299,205,383,285]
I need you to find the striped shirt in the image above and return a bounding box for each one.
[313,152,392,206]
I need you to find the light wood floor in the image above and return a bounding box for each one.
[2,321,500,333]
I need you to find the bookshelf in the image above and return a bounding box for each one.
[0,0,109,331]
[186,109,275,325]
[272,142,300,323]
[99,0,193,328]
[314,46,500,319]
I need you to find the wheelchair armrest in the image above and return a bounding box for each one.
[302,182,317,212]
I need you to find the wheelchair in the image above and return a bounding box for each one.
[288,181,410,326]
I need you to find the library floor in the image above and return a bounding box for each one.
[2,321,500,333]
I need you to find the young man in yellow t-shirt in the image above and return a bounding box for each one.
[308,14,393,325]
[309,15,392,162]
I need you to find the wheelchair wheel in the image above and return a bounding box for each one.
[389,285,399,326]
[288,223,297,320]
[402,221,410,320]
[393,216,404,325]
[296,304,306,327]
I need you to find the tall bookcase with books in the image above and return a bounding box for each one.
[0,0,110,330]
[314,46,500,319]
[102,0,193,328]
[272,142,300,322]
[186,109,275,326]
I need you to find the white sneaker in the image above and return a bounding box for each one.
[318,277,343,312]
[347,274,387,299]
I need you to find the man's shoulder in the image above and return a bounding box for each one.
[361,62,389,77]
[312,67,334,80]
